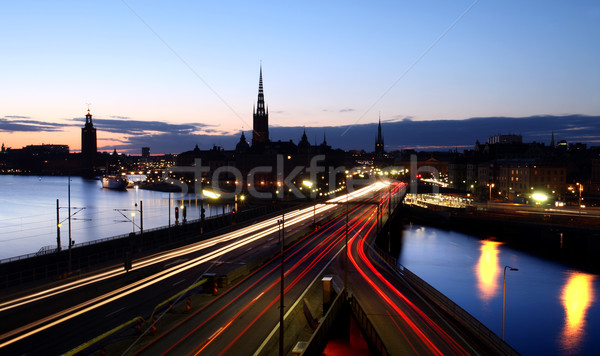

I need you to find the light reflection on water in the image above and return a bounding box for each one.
[0,175,231,259]
[560,272,595,354]
[398,224,600,356]
[475,240,503,303]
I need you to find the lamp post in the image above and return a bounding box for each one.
[503,265,519,340]
[576,183,583,214]
[487,183,495,201]
[303,180,315,227]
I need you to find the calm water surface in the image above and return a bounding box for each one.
[398,224,600,356]
[0,175,231,259]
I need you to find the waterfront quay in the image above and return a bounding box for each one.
[404,193,600,273]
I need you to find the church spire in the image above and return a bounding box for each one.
[550,130,555,148]
[375,114,385,155]
[252,65,269,145]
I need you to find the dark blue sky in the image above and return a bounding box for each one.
[116,115,600,154]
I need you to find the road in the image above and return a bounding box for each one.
[1,181,502,355]
[345,184,501,355]
[0,187,373,355]
[130,184,386,355]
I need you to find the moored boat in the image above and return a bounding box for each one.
[102,175,128,190]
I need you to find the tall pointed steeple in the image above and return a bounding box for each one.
[252,65,269,146]
[550,131,555,148]
[375,115,384,155]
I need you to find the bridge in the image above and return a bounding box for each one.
[0,181,518,355]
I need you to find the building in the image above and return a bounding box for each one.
[168,66,352,198]
[374,117,384,156]
[252,66,269,146]
[81,109,97,173]
[487,134,522,145]
[488,159,567,200]
[142,147,150,159]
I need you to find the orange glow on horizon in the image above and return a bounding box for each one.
[560,272,595,353]
[475,240,503,303]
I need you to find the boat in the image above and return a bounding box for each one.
[102,175,128,190]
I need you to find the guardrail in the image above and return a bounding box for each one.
[63,316,144,356]
[348,294,391,356]
[372,244,520,356]
[0,207,252,265]
[65,278,209,355]
[148,278,207,322]
[301,289,347,356]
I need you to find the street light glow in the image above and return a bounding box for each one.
[202,189,221,199]
[302,180,313,188]
[532,193,548,202]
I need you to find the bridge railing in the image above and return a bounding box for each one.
[372,244,520,356]
[348,294,391,356]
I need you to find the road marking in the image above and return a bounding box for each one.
[105,307,126,318]
[172,279,186,287]
[164,258,188,268]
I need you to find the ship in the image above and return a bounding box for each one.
[102,175,128,190]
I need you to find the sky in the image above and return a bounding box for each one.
[0,1,599,153]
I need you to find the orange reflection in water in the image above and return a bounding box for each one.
[560,272,595,353]
[475,240,503,303]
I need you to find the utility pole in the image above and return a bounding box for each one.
[278,214,285,356]
[139,200,143,234]
[68,176,72,272]
[56,199,61,251]
[344,193,348,291]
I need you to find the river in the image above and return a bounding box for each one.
[0,175,232,260]
[398,223,600,355]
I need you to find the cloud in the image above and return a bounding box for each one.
[4,115,31,119]
[0,117,68,132]
[339,108,355,113]
[384,115,413,123]
[70,117,215,136]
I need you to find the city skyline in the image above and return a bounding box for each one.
[1,1,599,153]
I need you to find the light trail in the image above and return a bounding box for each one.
[213,192,385,355]
[347,183,472,355]
[190,205,374,354]
[0,186,375,312]
[347,212,445,356]
[0,184,382,349]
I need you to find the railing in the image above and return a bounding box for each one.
[348,294,391,356]
[301,290,347,356]
[372,244,520,356]
[0,206,265,265]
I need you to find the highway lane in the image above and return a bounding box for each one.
[346,183,496,355]
[132,184,386,355]
[0,185,380,354]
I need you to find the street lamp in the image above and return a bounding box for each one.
[487,183,495,201]
[576,183,583,214]
[303,180,316,226]
[503,265,519,340]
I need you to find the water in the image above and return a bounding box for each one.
[398,224,600,356]
[0,175,232,260]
